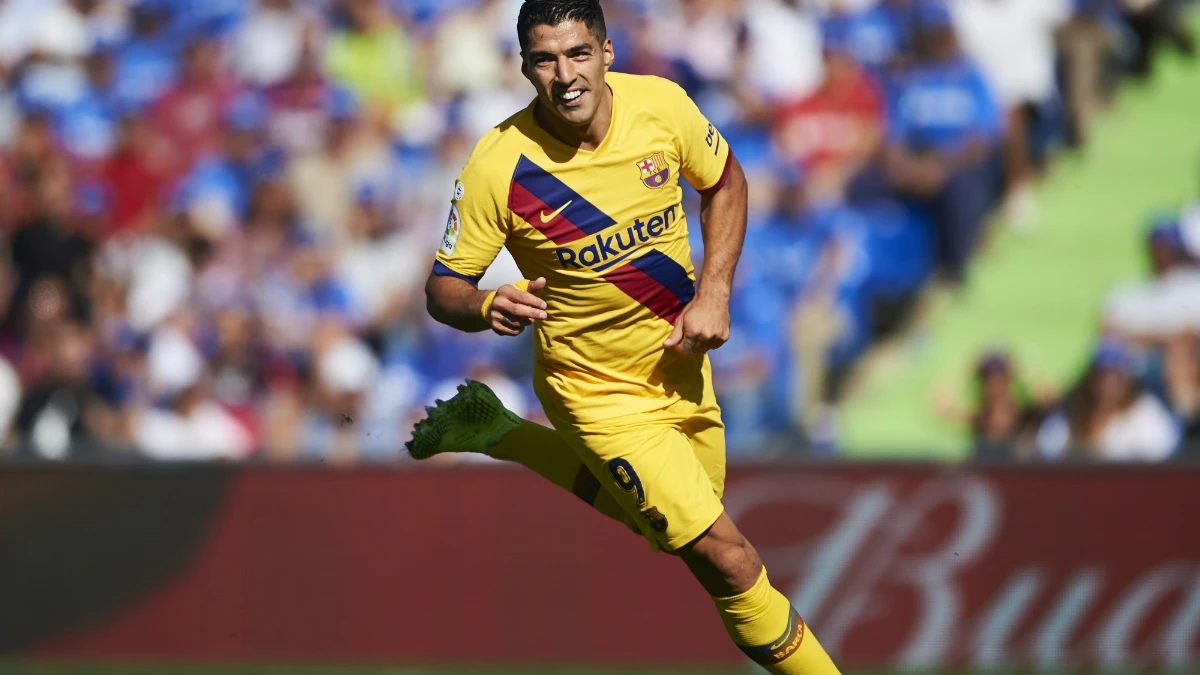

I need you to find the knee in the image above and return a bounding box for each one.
[715,538,762,586]
[691,533,763,596]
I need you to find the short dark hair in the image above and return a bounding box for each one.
[517,0,607,55]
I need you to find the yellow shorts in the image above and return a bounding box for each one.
[548,372,727,552]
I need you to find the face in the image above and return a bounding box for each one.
[980,369,1011,402]
[522,21,614,129]
[1149,240,1176,277]
[1091,368,1131,408]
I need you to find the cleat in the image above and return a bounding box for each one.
[405,380,522,460]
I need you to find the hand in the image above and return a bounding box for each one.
[489,277,548,336]
[663,294,730,355]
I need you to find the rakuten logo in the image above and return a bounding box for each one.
[555,205,678,270]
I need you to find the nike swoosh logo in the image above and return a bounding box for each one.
[540,200,573,223]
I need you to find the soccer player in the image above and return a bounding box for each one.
[410,2,841,673]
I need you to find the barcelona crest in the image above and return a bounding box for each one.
[637,152,670,190]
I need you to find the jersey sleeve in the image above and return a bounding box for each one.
[667,83,732,194]
[433,158,510,285]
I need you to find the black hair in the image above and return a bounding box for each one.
[517,0,607,55]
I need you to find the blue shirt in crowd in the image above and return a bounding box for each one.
[887,56,1003,154]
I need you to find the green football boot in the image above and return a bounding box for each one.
[404,380,522,460]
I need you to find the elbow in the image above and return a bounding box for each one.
[424,274,448,325]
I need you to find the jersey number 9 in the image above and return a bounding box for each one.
[607,458,646,507]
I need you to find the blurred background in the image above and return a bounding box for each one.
[1,0,1199,673]
[0,0,1196,463]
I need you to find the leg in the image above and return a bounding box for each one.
[405,381,638,532]
[679,514,841,674]
[934,159,996,283]
[565,400,840,674]
[1060,18,1104,148]
[487,420,640,533]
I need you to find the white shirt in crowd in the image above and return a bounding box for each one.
[1036,393,1180,462]
[951,0,1071,108]
[0,355,20,444]
[1105,267,1200,338]
[235,1,310,86]
[135,402,254,461]
[740,0,823,102]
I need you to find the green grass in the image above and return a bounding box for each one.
[840,25,1200,459]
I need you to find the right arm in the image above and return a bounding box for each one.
[426,273,548,336]
[429,147,546,336]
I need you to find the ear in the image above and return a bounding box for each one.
[602,38,614,71]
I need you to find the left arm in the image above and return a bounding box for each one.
[664,154,749,355]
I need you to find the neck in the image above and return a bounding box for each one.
[534,85,613,152]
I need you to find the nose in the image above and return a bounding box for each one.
[554,56,576,86]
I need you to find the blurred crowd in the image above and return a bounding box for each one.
[947,201,1200,463]
[0,0,1195,463]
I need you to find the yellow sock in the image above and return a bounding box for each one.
[486,420,638,532]
[713,567,841,675]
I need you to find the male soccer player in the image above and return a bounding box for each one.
[409,2,840,673]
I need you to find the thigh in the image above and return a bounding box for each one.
[558,418,725,553]
[682,370,727,500]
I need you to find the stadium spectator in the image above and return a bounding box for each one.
[1058,0,1117,148]
[738,0,823,105]
[816,0,912,84]
[1160,331,1200,451]
[951,0,1070,225]
[1036,340,1179,461]
[287,86,392,245]
[133,323,254,461]
[100,113,178,238]
[0,351,19,449]
[324,0,423,129]
[150,30,239,168]
[110,0,180,113]
[15,319,119,460]
[773,19,885,198]
[298,327,380,463]
[935,351,1053,461]
[0,0,1190,461]
[335,183,426,336]
[880,0,1003,283]
[1122,0,1196,79]
[1105,216,1200,341]
[234,0,313,87]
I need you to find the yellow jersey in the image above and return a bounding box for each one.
[433,72,732,425]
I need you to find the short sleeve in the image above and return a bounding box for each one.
[433,162,509,285]
[668,84,732,194]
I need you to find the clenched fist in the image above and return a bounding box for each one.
[663,294,730,355]
[488,277,548,336]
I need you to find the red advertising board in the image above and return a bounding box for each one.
[2,464,1198,669]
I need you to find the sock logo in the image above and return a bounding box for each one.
[739,607,806,666]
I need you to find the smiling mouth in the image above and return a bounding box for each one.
[558,89,584,103]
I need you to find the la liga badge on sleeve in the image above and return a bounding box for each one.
[441,204,461,256]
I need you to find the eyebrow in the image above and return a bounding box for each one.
[528,43,594,60]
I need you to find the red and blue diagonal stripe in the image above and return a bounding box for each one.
[508,155,616,245]
[603,250,695,324]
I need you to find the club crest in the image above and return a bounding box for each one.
[637,152,670,190]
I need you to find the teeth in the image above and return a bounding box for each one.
[561,90,582,101]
